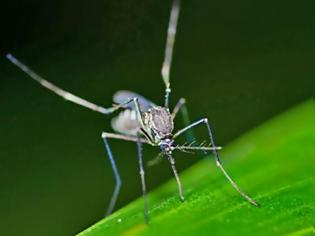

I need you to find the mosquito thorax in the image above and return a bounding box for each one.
[143,106,174,143]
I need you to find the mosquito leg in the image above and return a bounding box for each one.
[167,154,184,201]
[6,54,149,118]
[204,120,260,207]
[101,132,149,144]
[161,0,181,107]
[101,133,122,216]
[173,118,259,207]
[101,131,152,218]
[172,98,194,142]
[172,98,185,118]
[136,132,150,224]
[6,54,118,115]
[173,118,205,139]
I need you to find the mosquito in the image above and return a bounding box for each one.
[6,0,259,224]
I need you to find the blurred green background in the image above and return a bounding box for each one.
[0,0,314,235]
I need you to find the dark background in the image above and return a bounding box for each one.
[0,0,314,235]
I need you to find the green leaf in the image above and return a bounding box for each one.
[78,100,315,236]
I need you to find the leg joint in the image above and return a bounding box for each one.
[215,160,221,167]
[179,97,186,104]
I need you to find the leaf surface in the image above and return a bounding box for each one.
[78,100,315,236]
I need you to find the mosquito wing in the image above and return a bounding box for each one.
[113,90,156,111]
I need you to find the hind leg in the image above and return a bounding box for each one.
[172,98,194,142]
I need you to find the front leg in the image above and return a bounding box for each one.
[174,118,259,207]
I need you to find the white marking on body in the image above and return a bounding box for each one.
[111,109,140,135]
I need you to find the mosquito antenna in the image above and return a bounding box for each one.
[162,0,180,108]
[188,140,197,147]
[174,146,222,152]
[176,147,195,154]
[199,140,207,147]
[6,54,115,115]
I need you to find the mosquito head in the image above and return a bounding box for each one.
[144,106,174,141]
[159,138,175,155]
